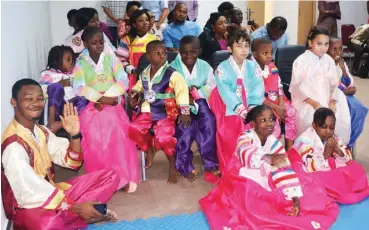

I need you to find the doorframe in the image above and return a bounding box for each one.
[297,0,317,45]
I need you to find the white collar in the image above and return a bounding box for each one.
[84,52,106,73]
[229,55,245,79]
[252,56,269,79]
[180,55,197,80]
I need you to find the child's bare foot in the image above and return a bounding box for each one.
[167,167,178,184]
[86,209,117,224]
[145,148,155,169]
[186,170,198,182]
[121,182,137,193]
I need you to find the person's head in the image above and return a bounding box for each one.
[46,45,76,73]
[208,12,227,37]
[328,37,343,63]
[146,40,167,66]
[245,105,275,139]
[81,26,104,57]
[173,3,188,24]
[126,1,141,18]
[143,9,155,29]
[218,2,234,15]
[267,16,287,41]
[307,27,330,57]
[11,79,44,122]
[227,28,250,62]
[312,108,336,141]
[75,7,100,31]
[179,36,201,67]
[229,8,243,25]
[251,38,273,66]
[67,9,78,29]
[129,10,150,38]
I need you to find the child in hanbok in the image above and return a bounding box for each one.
[209,29,264,172]
[199,105,339,230]
[73,26,139,192]
[289,27,351,145]
[170,36,219,182]
[289,108,369,204]
[251,38,296,149]
[327,37,368,149]
[39,45,88,134]
[128,40,191,184]
[117,10,159,89]
[65,7,116,55]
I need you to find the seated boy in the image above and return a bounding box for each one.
[170,35,220,182]
[128,40,191,184]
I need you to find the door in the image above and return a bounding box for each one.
[246,1,265,29]
[297,0,316,45]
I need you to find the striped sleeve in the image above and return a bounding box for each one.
[236,133,262,168]
[271,168,303,200]
[294,138,320,172]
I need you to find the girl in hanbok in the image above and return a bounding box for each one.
[39,45,88,134]
[209,29,264,172]
[289,108,369,204]
[65,7,116,55]
[289,27,351,145]
[73,26,139,192]
[327,37,368,149]
[199,106,339,230]
[117,10,158,89]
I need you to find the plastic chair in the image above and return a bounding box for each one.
[274,45,306,100]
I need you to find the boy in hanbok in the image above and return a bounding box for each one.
[289,27,351,145]
[128,40,191,184]
[2,79,118,229]
[290,108,369,204]
[65,7,116,55]
[117,10,158,89]
[199,105,339,230]
[209,28,264,172]
[39,45,88,134]
[170,36,219,182]
[328,37,368,149]
[73,26,139,192]
[251,38,296,149]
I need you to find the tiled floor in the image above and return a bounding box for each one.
[55,76,369,222]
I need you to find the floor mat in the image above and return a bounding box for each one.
[88,197,369,230]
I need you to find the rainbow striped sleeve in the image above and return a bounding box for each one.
[271,167,303,200]
[236,133,260,168]
[294,138,319,172]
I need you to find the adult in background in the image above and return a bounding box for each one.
[141,0,169,39]
[348,24,369,77]
[101,1,128,47]
[168,0,198,21]
[163,2,202,51]
[316,0,341,37]
[199,12,228,63]
[250,16,288,60]
[204,1,234,33]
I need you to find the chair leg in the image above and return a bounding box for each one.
[140,149,147,182]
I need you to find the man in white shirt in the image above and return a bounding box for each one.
[1,79,118,229]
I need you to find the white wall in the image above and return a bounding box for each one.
[49,1,247,46]
[1,1,52,228]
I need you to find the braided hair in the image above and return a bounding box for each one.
[245,105,273,124]
[313,108,336,127]
[46,45,76,71]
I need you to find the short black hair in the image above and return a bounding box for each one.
[313,108,336,127]
[46,45,76,71]
[81,26,103,42]
[179,35,200,49]
[75,7,97,31]
[227,28,250,47]
[329,36,341,46]
[146,40,165,53]
[12,78,41,100]
[174,2,187,10]
[245,105,272,124]
[67,9,77,22]
[306,26,330,48]
[218,2,234,14]
[251,38,272,53]
[269,16,288,31]
[126,1,141,13]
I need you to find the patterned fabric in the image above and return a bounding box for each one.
[101,1,128,26]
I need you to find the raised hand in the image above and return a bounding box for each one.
[59,102,80,136]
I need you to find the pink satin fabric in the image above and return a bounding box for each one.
[12,169,119,230]
[128,112,177,155]
[80,102,140,189]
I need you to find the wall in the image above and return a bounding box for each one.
[1,2,52,228]
[49,1,247,46]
